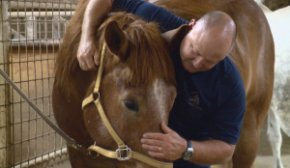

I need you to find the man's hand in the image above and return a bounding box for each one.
[77,0,113,71]
[141,123,187,161]
[77,37,99,71]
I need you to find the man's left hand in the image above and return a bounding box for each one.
[141,123,187,161]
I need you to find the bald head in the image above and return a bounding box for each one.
[197,11,237,54]
[179,11,237,73]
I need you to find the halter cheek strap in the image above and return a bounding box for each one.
[82,44,173,168]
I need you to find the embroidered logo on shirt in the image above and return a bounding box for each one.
[186,91,202,110]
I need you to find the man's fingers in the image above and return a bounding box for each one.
[77,40,98,70]
[148,151,166,160]
[78,51,97,71]
[143,133,164,140]
[142,144,163,153]
[79,59,88,71]
[84,56,97,70]
[141,138,163,146]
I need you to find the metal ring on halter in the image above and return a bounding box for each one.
[92,92,100,101]
[116,145,132,161]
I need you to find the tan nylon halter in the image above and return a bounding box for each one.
[82,44,173,168]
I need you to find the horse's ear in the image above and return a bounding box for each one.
[162,24,190,53]
[105,21,129,61]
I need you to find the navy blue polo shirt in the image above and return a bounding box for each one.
[113,0,246,168]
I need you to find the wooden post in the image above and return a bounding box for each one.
[0,1,9,167]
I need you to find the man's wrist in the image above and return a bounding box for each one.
[182,140,194,161]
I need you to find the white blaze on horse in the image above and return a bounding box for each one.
[256,1,290,168]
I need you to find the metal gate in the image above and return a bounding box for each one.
[0,0,76,167]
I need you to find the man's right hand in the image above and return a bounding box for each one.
[77,37,99,71]
[77,0,113,71]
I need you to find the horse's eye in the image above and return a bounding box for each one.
[123,99,139,112]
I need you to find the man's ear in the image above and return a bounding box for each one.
[162,24,191,52]
[188,19,196,28]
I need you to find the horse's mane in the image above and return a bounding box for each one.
[55,3,175,97]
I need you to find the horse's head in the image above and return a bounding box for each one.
[82,12,176,154]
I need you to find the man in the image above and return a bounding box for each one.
[77,0,246,167]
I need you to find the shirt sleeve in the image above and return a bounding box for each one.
[211,90,245,144]
[209,63,246,144]
[113,0,188,32]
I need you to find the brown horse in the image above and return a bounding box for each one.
[52,1,176,167]
[154,0,274,167]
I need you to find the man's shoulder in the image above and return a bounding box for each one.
[216,57,245,100]
[215,57,243,84]
[200,57,244,95]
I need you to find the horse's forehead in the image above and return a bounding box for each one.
[150,79,172,98]
[110,66,174,93]
[110,66,132,81]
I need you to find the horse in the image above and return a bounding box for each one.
[255,2,290,167]
[52,0,176,167]
[152,0,274,167]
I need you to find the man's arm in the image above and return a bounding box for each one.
[113,0,188,32]
[77,0,113,70]
[190,139,235,164]
[78,0,188,70]
[141,123,235,164]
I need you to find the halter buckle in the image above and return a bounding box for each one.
[116,145,132,161]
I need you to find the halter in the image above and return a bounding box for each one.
[82,44,173,168]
